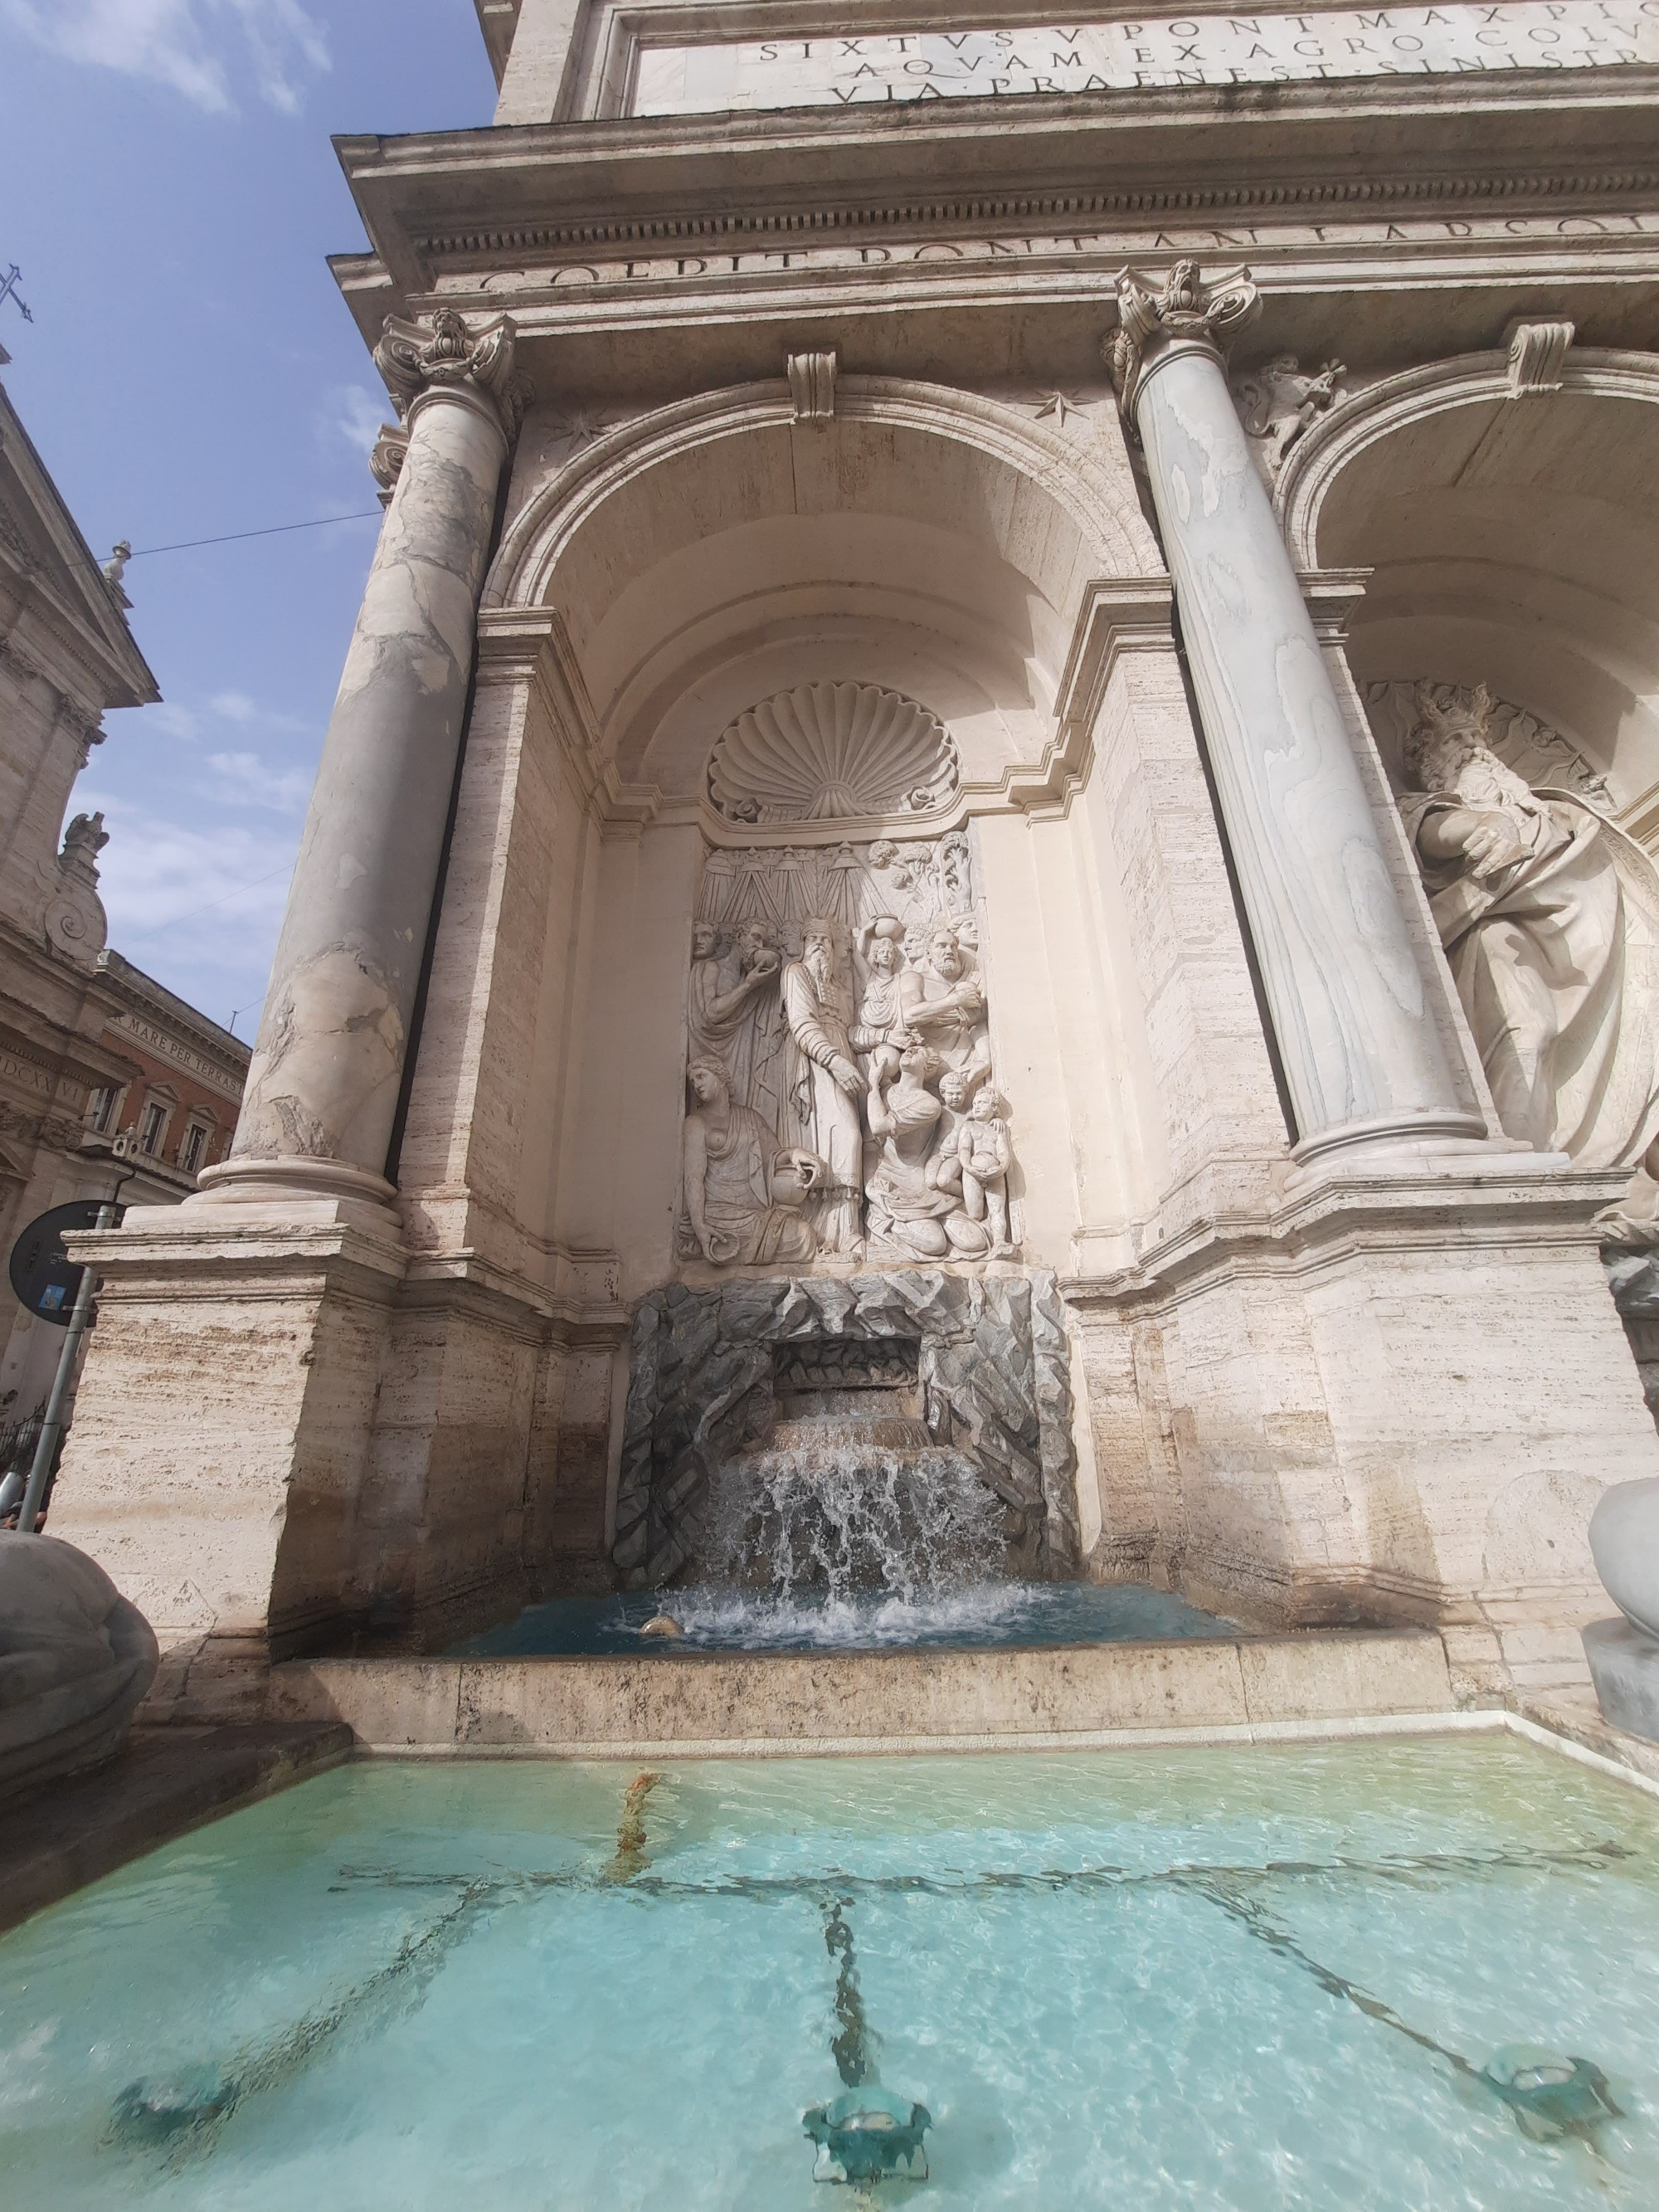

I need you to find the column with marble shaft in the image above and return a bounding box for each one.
[1107,262,1480,1161]
[200,310,527,1207]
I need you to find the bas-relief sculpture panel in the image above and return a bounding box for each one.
[1371,680,1659,1226]
[676,714,1020,1275]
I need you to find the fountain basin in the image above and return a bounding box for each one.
[5,1737,1655,2208]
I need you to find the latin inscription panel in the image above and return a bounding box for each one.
[630,3,1657,113]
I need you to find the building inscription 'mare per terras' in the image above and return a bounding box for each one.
[630,2,1657,113]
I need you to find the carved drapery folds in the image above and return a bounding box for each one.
[679,831,1020,1269]
[1377,680,1659,1209]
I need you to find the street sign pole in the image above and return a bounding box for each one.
[16,1198,114,1535]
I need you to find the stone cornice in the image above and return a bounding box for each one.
[0,382,160,710]
[1064,1165,1637,1311]
[93,950,251,1082]
[333,69,1659,308]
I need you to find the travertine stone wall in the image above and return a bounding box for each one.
[49,1201,404,1710]
[1071,1182,1657,1697]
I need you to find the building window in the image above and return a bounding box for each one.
[87,1086,116,1134]
[138,1100,167,1155]
[180,1123,208,1176]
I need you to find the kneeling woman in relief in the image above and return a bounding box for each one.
[679,1056,825,1267]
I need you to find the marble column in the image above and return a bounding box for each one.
[1108,263,1481,1161]
[201,310,526,1207]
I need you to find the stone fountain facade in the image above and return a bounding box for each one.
[45,1,1659,1713]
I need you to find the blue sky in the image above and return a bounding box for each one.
[0,2,497,1035]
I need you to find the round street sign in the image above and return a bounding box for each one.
[7,1200,122,1327]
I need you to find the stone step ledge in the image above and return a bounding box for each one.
[270,1629,1454,1756]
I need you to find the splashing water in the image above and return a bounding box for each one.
[703,1408,1005,1606]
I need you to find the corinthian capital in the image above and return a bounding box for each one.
[1105,260,1261,416]
[373,308,531,441]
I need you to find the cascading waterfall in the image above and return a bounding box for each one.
[700,1386,1005,1605]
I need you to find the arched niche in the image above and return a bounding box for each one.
[1278,350,1659,830]
[488,378,1160,811]
[455,376,1179,1294]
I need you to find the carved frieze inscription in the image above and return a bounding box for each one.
[679,832,1021,1269]
[471,213,1659,297]
[631,5,1657,114]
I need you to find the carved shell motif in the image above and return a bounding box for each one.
[708,683,959,824]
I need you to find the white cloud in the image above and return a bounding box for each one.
[207,748,310,811]
[208,689,257,723]
[2,0,329,115]
[329,385,391,457]
[141,699,200,742]
[77,788,297,1022]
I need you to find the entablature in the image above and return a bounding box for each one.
[331,69,1659,392]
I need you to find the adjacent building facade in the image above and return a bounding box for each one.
[50,0,1659,1711]
[0,362,249,1425]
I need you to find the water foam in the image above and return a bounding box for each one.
[703,1411,1005,1607]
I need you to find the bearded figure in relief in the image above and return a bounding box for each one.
[1397,684,1659,1218]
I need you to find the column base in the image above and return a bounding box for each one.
[1287,1108,1498,1179]
[195,1156,400,1211]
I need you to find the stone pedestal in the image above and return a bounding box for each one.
[1070,1167,1657,1699]
[45,314,544,1708]
[46,1202,406,1712]
[1583,1619,1659,1743]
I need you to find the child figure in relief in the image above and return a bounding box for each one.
[956,1084,1014,1255]
[927,1069,973,1197]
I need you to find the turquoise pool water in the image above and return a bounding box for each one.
[450,1581,1238,1654]
[2,1737,1655,2208]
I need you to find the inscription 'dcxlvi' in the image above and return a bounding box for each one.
[631,2,1659,113]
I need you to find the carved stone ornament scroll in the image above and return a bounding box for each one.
[679,830,1020,1269]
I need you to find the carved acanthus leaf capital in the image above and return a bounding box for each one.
[1105,260,1261,417]
[373,309,533,442]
